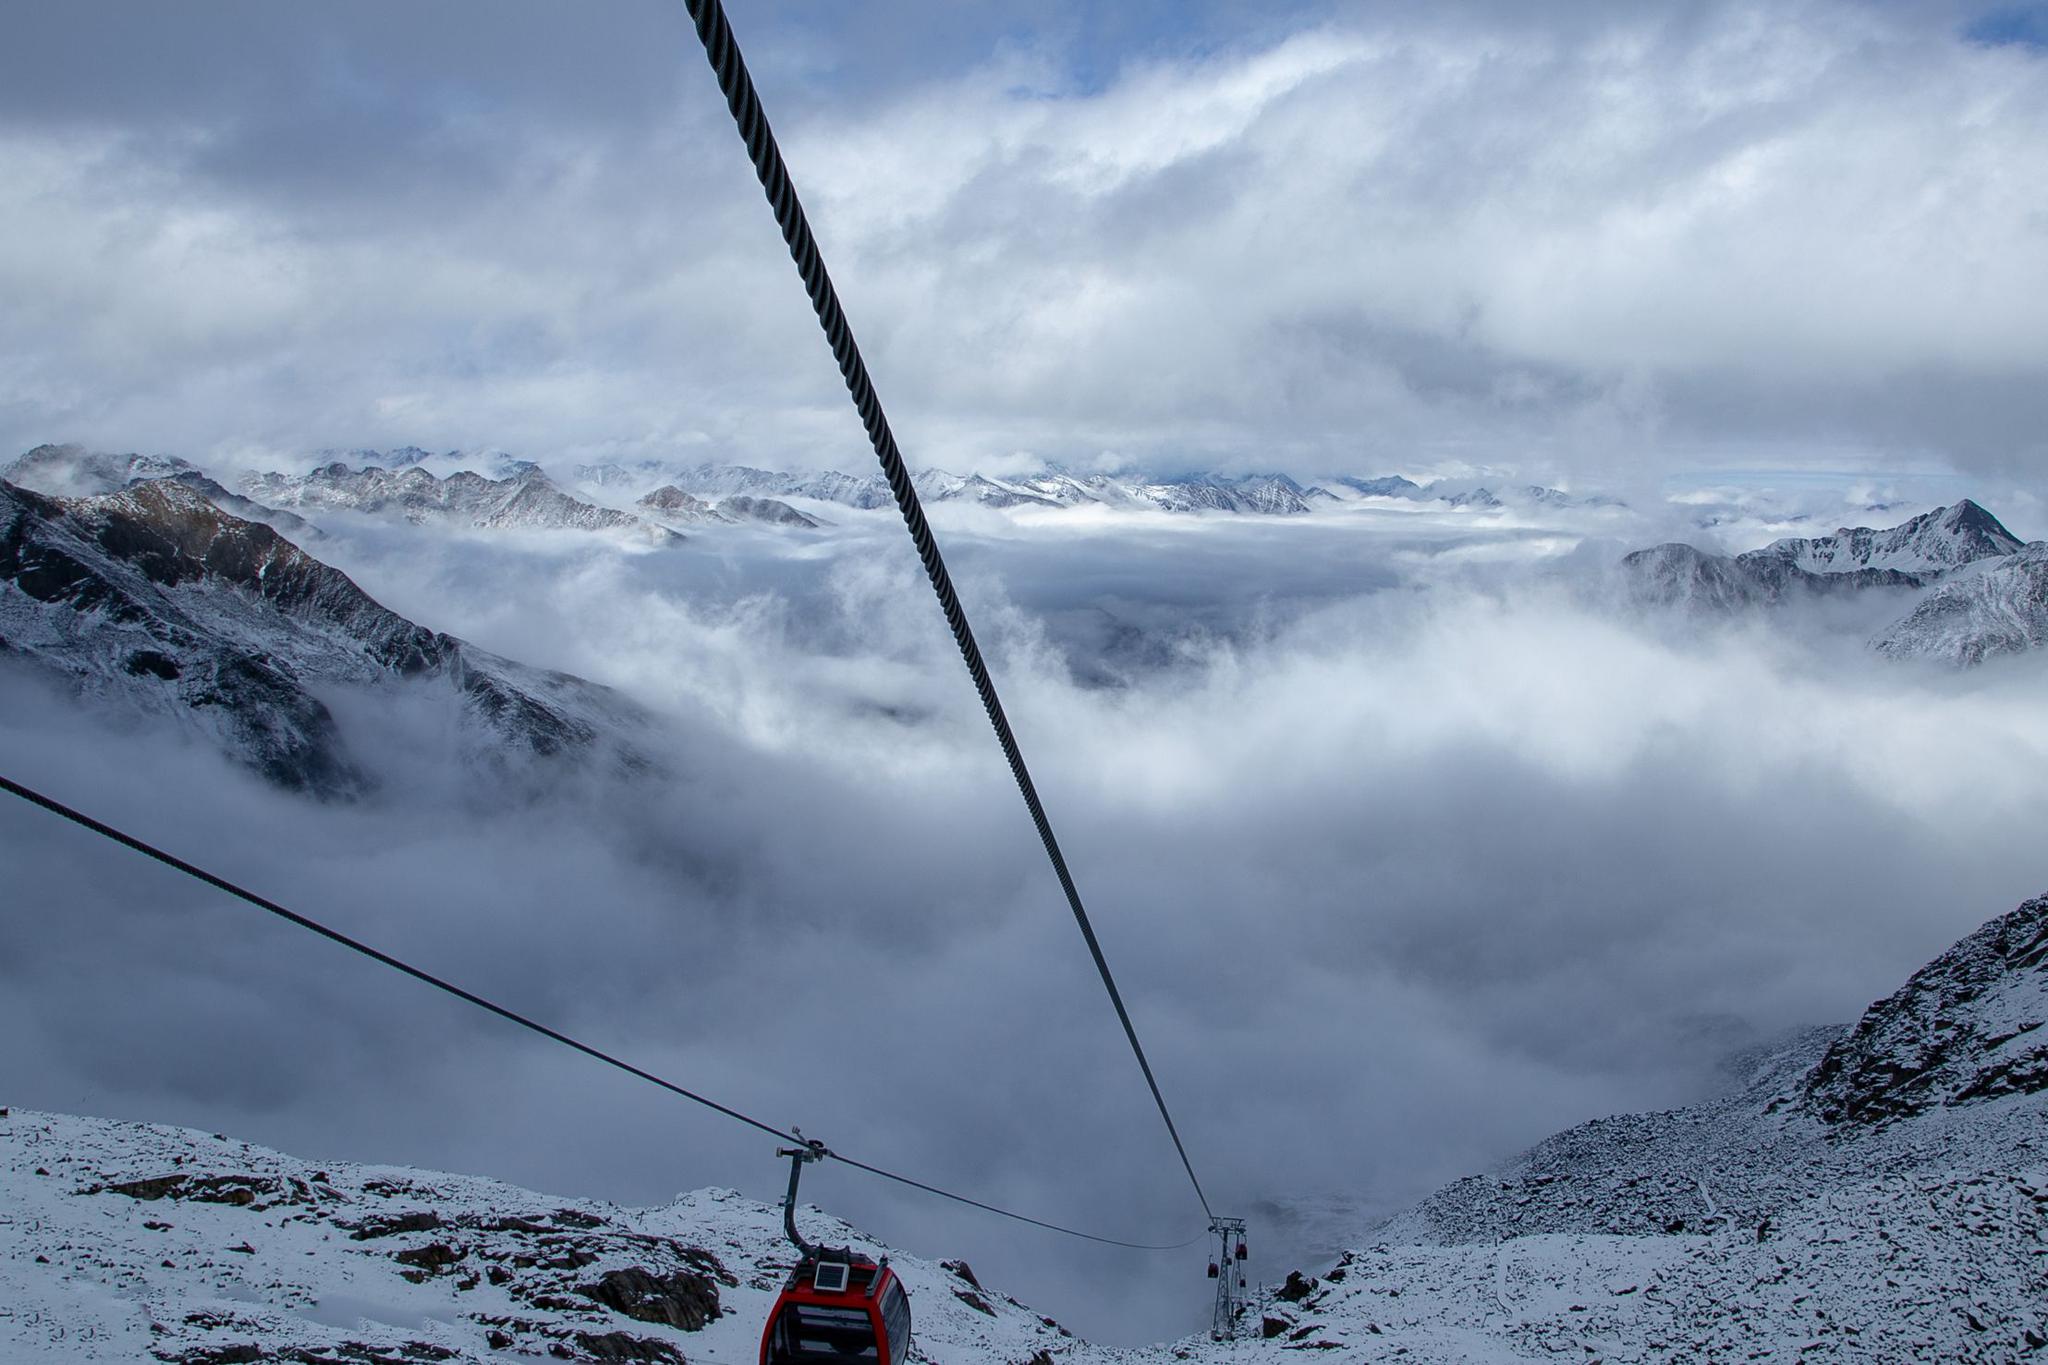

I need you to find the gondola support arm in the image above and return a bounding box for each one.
[778,1130,830,1257]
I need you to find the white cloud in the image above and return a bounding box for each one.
[3,2,2044,481]
[10,503,2042,1339]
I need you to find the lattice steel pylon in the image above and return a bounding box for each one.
[1208,1217,1249,1340]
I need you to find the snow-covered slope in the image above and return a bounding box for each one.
[0,1109,1077,1365]
[1249,894,2048,1363]
[663,464,898,511]
[0,479,647,794]
[635,484,729,524]
[1120,474,1330,515]
[11,896,2048,1363]
[155,473,319,542]
[1331,475,1420,498]
[1872,543,2048,666]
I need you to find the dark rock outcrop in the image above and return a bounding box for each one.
[577,1266,721,1331]
[716,495,819,528]
[1275,1270,1319,1303]
[569,1333,685,1364]
[1806,894,2048,1126]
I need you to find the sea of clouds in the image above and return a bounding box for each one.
[5,492,2045,1341]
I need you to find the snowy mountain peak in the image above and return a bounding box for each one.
[1940,496,2011,538]
[1740,499,2024,576]
[1620,499,2043,665]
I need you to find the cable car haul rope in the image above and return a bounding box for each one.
[3,0,1254,1335]
[679,0,1217,1231]
[0,775,1198,1251]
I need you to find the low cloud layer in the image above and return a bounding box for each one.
[5,503,2045,1340]
[3,1,2046,484]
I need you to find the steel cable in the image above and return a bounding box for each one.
[681,0,1216,1226]
[0,772,1198,1250]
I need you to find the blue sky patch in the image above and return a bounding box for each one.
[1964,4,2048,48]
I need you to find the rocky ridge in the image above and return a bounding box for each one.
[1745,499,2024,575]
[633,486,820,530]
[3,443,199,498]
[243,464,678,544]
[1621,499,2048,665]
[0,479,645,795]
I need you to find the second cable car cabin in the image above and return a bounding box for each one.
[761,1251,911,1365]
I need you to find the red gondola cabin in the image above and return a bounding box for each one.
[760,1251,911,1365]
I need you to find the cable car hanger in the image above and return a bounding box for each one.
[763,1136,913,1365]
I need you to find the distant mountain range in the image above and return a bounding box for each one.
[6,445,1625,548]
[0,477,646,794]
[1622,499,2048,665]
[11,446,2041,670]
[580,461,1348,515]
[590,461,1621,517]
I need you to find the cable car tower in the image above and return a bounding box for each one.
[1206,1217,1249,1340]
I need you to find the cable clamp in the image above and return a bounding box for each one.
[777,1127,829,1163]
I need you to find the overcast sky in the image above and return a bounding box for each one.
[3,0,2045,487]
